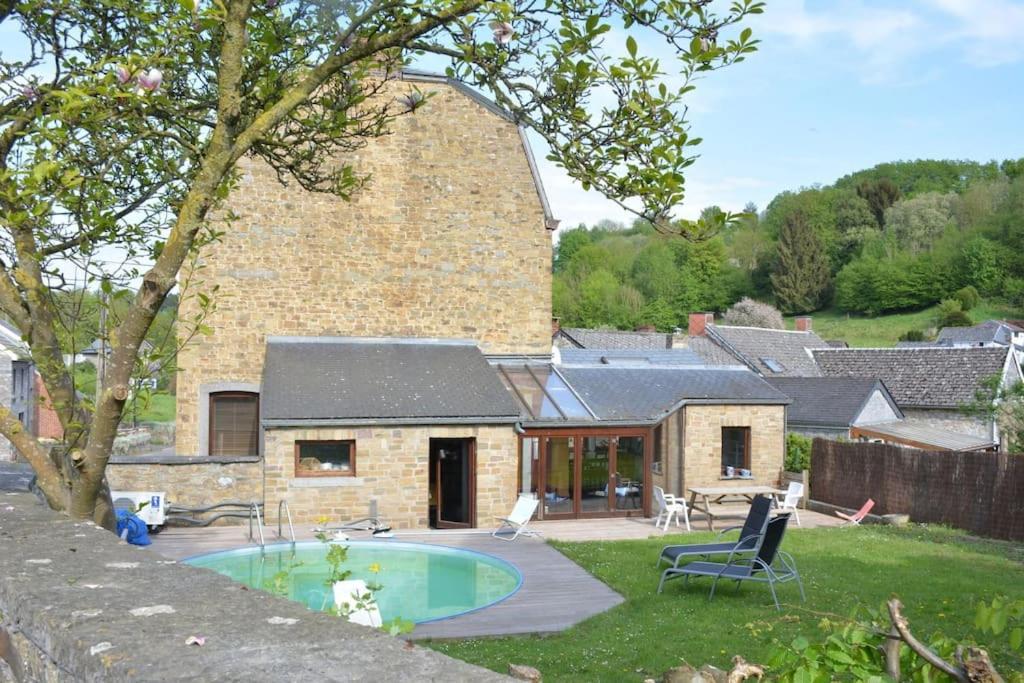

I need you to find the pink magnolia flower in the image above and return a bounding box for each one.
[137,68,163,93]
[116,65,133,84]
[490,21,514,45]
[19,84,39,100]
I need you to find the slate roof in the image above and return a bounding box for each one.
[557,366,789,423]
[812,346,1013,409]
[936,320,1024,346]
[558,348,705,366]
[765,377,903,428]
[556,328,672,350]
[682,336,744,366]
[705,325,831,377]
[261,337,521,425]
[853,421,997,452]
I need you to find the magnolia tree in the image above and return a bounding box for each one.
[0,0,761,526]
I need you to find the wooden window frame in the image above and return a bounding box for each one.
[208,391,260,457]
[294,439,357,478]
[721,426,752,474]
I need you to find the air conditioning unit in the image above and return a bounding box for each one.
[111,491,167,528]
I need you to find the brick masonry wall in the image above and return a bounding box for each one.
[263,424,518,528]
[175,76,553,455]
[106,460,263,514]
[682,404,786,490]
[33,373,63,440]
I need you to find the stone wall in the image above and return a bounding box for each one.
[900,408,993,440]
[682,404,786,490]
[0,359,12,461]
[106,456,263,513]
[0,493,504,681]
[263,424,518,528]
[175,74,553,455]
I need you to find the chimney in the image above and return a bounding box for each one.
[795,316,812,332]
[635,324,657,333]
[688,312,714,336]
[551,316,561,336]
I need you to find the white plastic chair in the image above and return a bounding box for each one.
[776,482,803,527]
[332,579,383,627]
[653,485,690,532]
[492,494,540,541]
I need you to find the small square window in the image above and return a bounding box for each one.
[295,440,355,477]
[760,357,785,373]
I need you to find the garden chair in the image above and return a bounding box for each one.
[835,498,874,525]
[657,494,772,572]
[775,481,804,527]
[653,485,690,532]
[658,513,805,611]
[492,494,539,541]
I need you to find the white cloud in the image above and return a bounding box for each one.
[927,0,1024,66]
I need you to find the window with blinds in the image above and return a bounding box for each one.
[209,392,259,456]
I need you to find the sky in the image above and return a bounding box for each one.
[534,0,1024,233]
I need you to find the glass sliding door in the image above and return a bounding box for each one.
[614,436,645,511]
[580,437,612,514]
[543,437,574,517]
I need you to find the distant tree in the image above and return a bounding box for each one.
[554,227,592,272]
[835,159,1002,196]
[935,299,973,328]
[720,297,784,329]
[883,192,956,253]
[630,242,680,302]
[1001,157,1024,181]
[770,211,831,314]
[856,178,902,228]
[637,298,678,332]
[830,189,877,263]
[963,374,1024,453]
[899,329,926,342]
[957,236,1006,296]
[953,285,980,311]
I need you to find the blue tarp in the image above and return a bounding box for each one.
[116,509,152,546]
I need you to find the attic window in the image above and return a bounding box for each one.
[761,358,785,373]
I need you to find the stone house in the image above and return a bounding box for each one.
[107,71,795,528]
[812,346,1022,448]
[764,377,903,440]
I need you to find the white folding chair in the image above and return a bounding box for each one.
[653,485,690,532]
[492,494,540,541]
[776,482,803,527]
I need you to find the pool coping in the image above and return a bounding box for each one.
[182,539,526,625]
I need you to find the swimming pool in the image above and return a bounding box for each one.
[185,540,522,624]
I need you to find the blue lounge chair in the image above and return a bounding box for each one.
[657,513,804,610]
[657,494,773,571]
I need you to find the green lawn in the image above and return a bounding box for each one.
[427,526,1024,681]
[130,392,176,423]
[784,301,1023,347]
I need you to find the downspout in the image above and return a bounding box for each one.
[513,422,526,435]
[677,408,685,497]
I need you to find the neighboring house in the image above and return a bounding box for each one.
[110,70,562,528]
[0,320,32,461]
[76,338,155,369]
[812,346,1022,447]
[936,320,1024,348]
[764,377,903,440]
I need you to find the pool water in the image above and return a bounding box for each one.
[185,541,521,623]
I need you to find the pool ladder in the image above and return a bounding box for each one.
[247,500,296,547]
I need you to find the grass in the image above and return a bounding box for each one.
[784,301,1023,347]
[127,392,175,423]
[426,526,1024,681]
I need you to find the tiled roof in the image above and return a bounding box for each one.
[558,367,790,423]
[705,325,831,377]
[812,346,1012,408]
[261,337,521,424]
[936,320,1023,346]
[557,328,672,350]
[680,336,744,366]
[765,377,902,428]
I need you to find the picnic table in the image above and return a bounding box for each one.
[687,485,788,531]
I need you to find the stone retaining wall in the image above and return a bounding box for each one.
[0,493,504,681]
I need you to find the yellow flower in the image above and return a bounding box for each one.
[317,516,329,526]
[368,563,381,574]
